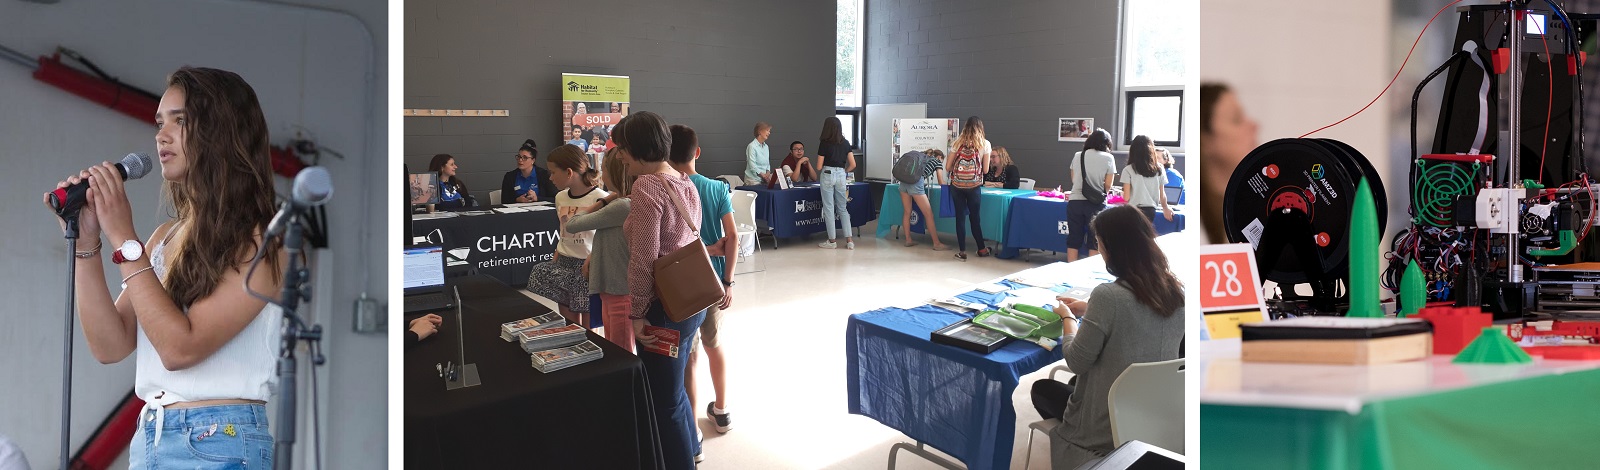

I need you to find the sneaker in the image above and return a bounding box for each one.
[818,240,838,249]
[706,401,733,433]
[846,241,856,250]
[956,252,968,261]
[695,452,705,463]
[977,247,992,257]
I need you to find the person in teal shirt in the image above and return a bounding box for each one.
[669,124,741,436]
[744,122,771,185]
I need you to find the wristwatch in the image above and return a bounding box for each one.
[722,279,735,287]
[111,239,145,264]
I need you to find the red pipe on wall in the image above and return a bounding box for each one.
[32,53,157,123]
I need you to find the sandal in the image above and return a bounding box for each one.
[977,247,992,257]
[955,252,968,261]
[932,244,950,251]
[904,240,919,247]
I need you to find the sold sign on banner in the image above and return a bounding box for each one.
[1199,243,1268,339]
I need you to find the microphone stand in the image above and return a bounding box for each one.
[58,214,79,470]
[274,215,325,470]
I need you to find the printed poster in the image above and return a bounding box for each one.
[562,73,631,168]
[892,118,959,161]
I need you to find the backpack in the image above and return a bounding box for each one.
[950,146,983,189]
[893,150,931,184]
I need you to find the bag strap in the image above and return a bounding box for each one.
[661,175,700,236]
[1077,150,1091,191]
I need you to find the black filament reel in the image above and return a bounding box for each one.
[1222,138,1388,288]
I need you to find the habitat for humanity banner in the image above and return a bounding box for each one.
[562,73,630,168]
[892,118,959,161]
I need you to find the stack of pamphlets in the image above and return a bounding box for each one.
[499,312,565,342]
[530,340,604,373]
[517,324,587,353]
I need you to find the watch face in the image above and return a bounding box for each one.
[121,240,143,260]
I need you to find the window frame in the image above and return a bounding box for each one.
[1122,87,1184,148]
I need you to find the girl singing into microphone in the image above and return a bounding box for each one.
[47,67,284,468]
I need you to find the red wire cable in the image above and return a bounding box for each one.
[1301,0,1467,138]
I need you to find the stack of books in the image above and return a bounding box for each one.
[517,324,587,353]
[531,340,605,373]
[499,312,566,342]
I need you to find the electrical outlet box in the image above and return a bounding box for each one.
[354,295,385,333]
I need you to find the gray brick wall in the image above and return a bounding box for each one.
[866,0,1121,189]
[406,0,836,202]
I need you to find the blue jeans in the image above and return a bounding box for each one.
[129,403,272,470]
[638,300,705,469]
[819,167,852,240]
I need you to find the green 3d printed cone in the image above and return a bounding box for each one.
[1400,259,1424,318]
[1453,327,1533,364]
[1347,177,1381,317]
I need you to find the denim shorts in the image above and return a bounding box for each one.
[129,403,273,469]
[899,179,928,196]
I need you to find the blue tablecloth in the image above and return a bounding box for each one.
[997,197,1186,259]
[877,185,1037,247]
[737,183,874,238]
[847,304,1062,470]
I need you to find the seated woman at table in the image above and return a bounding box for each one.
[780,140,818,183]
[1160,148,1185,204]
[1119,135,1174,224]
[1030,205,1184,469]
[430,153,476,209]
[983,146,1020,189]
[897,149,948,251]
[502,139,557,203]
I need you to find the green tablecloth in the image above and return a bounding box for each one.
[876,184,1036,244]
[1202,367,1600,469]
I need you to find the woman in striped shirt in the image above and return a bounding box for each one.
[897,149,950,250]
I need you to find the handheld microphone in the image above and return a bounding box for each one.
[267,167,334,237]
[47,153,154,216]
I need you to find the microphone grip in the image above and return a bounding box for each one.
[46,162,129,214]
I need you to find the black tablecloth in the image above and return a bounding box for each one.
[404,275,663,469]
[412,209,562,287]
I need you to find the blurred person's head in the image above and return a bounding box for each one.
[615,111,672,171]
[754,122,772,143]
[516,139,538,172]
[601,147,634,195]
[790,141,805,158]
[546,144,596,191]
[1200,82,1260,243]
[989,146,1013,174]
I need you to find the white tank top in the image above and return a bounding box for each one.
[134,241,281,407]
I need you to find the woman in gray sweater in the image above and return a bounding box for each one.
[1033,204,1185,469]
[565,148,635,352]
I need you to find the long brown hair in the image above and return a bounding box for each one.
[428,153,467,192]
[162,67,280,309]
[1091,205,1183,315]
[1128,135,1161,178]
[1201,82,1231,135]
[819,116,847,145]
[547,144,597,188]
[954,116,985,151]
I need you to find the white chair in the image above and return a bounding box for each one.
[488,189,502,206]
[1024,364,1074,470]
[1109,358,1185,454]
[718,174,745,190]
[1018,177,1037,190]
[730,190,764,274]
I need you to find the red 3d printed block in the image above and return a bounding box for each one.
[1413,306,1493,355]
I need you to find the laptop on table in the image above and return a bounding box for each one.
[403,245,456,314]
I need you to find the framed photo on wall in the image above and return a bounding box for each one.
[1059,118,1093,142]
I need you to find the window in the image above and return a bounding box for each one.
[837,0,863,108]
[836,110,861,148]
[1119,0,1191,148]
[1125,90,1183,147]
